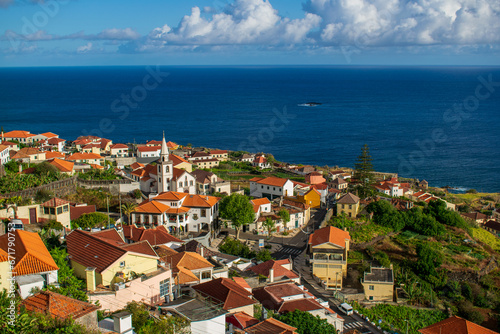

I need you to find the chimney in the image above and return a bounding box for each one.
[19,164,22,174]
[85,267,96,292]
[113,311,134,334]
[269,267,274,283]
[200,246,204,258]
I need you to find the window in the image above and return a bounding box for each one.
[369,296,374,301]
[190,181,193,186]
[369,285,374,290]
[63,205,69,213]
[201,271,211,279]
[349,205,352,209]
[159,278,170,297]
[314,264,327,268]
[44,207,50,215]
[179,182,182,188]
[120,261,125,267]
[57,207,63,215]
[201,209,206,217]
[50,207,55,215]
[342,204,345,209]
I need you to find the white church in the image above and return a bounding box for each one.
[134,134,197,196]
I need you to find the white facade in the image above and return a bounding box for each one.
[250,178,294,199]
[137,147,161,158]
[191,314,226,334]
[0,146,10,165]
[16,271,58,299]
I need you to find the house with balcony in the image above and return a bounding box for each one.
[110,144,129,157]
[0,144,10,165]
[210,149,228,161]
[12,147,46,163]
[165,251,214,297]
[336,193,360,218]
[189,151,220,168]
[330,177,348,191]
[249,176,294,199]
[361,265,394,302]
[2,130,36,144]
[0,230,59,299]
[308,226,351,291]
[131,191,220,234]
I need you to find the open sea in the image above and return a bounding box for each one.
[1,66,499,192]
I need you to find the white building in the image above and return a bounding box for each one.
[131,191,220,234]
[0,144,10,165]
[137,146,161,158]
[110,144,129,157]
[249,176,294,199]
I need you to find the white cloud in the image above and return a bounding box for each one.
[77,42,92,53]
[304,0,500,46]
[145,0,321,47]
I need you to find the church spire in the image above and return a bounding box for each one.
[161,131,169,159]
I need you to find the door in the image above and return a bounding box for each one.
[29,208,37,224]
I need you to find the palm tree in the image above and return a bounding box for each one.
[121,202,137,225]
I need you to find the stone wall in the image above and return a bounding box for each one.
[2,176,78,199]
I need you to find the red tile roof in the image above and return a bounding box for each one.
[0,230,59,276]
[121,241,158,257]
[418,316,498,334]
[170,154,190,165]
[138,146,161,152]
[110,143,128,149]
[210,150,227,154]
[123,225,182,245]
[278,298,323,313]
[193,278,257,310]
[226,311,259,330]
[42,197,70,208]
[253,177,289,187]
[232,277,252,291]
[309,226,351,248]
[244,318,297,334]
[47,137,65,144]
[68,152,103,160]
[130,162,145,170]
[167,251,214,271]
[70,205,96,221]
[254,156,267,164]
[248,259,298,279]
[21,290,99,320]
[252,282,307,310]
[134,200,171,214]
[250,198,271,212]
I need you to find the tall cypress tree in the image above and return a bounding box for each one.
[354,144,374,196]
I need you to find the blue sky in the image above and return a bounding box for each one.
[1,0,499,66]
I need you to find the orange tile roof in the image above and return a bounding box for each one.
[121,241,158,257]
[166,141,177,149]
[418,316,498,334]
[0,144,9,152]
[249,177,265,182]
[182,194,220,208]
[254,156,267,164]
[254,176,289,187]
[193,278,257,310]
[47,137,65,144]
[175,266,199,284]
[309,226,351,248]
[130,162,144,170]
[45,151,66,159]
[167,251,214,271]
[210,150,227,154]
[0,230,58,276]
[251,198,271,207]
[134,200,171,214]
[123,225,182,245]
[0,248,9,262]
[232,277,252,290]
[170,154,189,165]
[137,146,161,152]
[278,298,324,313]
[3,130,35,138]
[110,143,128,149]
[89,164,104,169]
[146,140,162,145]
[227,311,259,330]
[68,152,103,160]
[49,158,74,173]
[21,291,99,320]
[245,318,297,334]
[155,245,178,258]
[39,132,58,138]
[42,197,70,207]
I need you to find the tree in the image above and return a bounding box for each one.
[35,189,54,203]
[262,217,276,239]
[414,243,442,280]
[256,249,274,262]
[353,144,374,197]
[48,247,88,302]
[71,212,111,229]
[219,193,255,239]
[218,237,256,259]
[278,309,339,334]
[121,202,138,224]
[278,208,290,231]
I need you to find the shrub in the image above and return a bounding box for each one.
[218,237,256,259]
[256,249,274,262]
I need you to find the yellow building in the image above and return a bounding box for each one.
[336,192,360,218]
[67,229,159,289]
[297,188,321,209]
[361,265,394,302]
[308,226,351,290]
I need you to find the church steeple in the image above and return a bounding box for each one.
[157,132,173,194]
[160,131,169,162]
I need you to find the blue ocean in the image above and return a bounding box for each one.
[1,66,499,192]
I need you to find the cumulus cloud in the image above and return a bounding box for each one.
[303,0,500,46]
[144,0,321,48]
